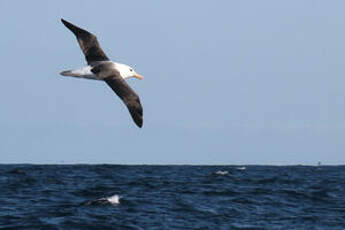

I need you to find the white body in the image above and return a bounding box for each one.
[60,61,139,80]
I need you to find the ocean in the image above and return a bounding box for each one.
[0,165,344,229]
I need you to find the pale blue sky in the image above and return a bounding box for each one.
[1,1,345,165]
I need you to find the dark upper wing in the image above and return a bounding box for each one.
[61,18,109,65]
[91,63,143,128]
[105,76,143,128]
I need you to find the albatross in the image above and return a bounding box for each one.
[60,18,144,128]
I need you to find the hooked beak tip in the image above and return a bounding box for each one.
[135,74,144,80]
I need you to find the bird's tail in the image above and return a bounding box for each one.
[59,68,99,80]
[60,70,74,76]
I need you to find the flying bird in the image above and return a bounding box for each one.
[60,18,144,128]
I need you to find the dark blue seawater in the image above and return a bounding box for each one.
[1,165,345,230]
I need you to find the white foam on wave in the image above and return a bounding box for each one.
[106,194,120,205]
[236,167,246,170]
[84,194,121,206]
[215,170,229,175]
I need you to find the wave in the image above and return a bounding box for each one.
[236,167,246,170]
[7,168,27,175]
[214,170,229,176]
[83,194,120,206]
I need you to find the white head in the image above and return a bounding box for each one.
[115,63,144,80]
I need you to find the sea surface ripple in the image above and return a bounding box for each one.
[0,165,344,229]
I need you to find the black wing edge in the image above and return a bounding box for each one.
[61,18,90,36]
[61,18,109,64]
[104,77,143,128]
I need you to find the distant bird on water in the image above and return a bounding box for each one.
[60,18,144,128]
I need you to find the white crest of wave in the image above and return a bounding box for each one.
[236,167,246,170]
[106,194,120,205]
[215,170,228,175]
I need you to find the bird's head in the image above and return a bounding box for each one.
[116,63,144,80]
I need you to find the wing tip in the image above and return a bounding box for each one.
[60,18,83,35]
[135,117,143,128]
[61,18,69,26]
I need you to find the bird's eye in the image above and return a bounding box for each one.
[130,69,133,72]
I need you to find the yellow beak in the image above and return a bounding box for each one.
[134,73,144,80]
